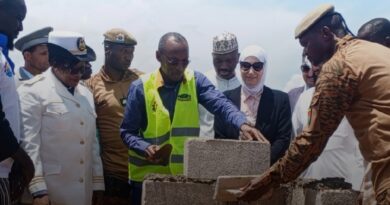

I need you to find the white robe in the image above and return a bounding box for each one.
[198,69,241,138]
[292,87,364,190]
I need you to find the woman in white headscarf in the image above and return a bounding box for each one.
[214,45,292,164]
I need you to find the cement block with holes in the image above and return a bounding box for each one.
[291,178,358,205]
[184,139,270,179]
[214,175,291,205]
[303,189,358,205]
[142,174,216,205]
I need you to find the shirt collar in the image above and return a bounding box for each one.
[100,66,137,83]
[0,33,8,55]
[335,35,355,50]
[20,67,34,79]
[0,33,15,71]
[0,33,8,50]
[215,72,239,83]
[242,86,261,100]
[155,69,188,88]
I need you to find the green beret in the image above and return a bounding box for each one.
[15,27,53,52]
[103,28,137,46]
[295,4,334,39]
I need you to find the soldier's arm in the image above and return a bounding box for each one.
[238,58,359,201]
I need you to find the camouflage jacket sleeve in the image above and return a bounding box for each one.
[266,57,359,184]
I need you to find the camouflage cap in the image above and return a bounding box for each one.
[295,4,334,38]
[103,28,137,46]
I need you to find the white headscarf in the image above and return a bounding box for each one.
[239,45,267,95]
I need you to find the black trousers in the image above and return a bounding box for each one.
[129,181,142,205]
[0,178,11,205]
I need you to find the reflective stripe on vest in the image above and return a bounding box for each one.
[128,69,200,182]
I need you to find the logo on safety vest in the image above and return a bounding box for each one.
[152,100,157,112]
[177,93,191,101]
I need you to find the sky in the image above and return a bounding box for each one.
[9,0,390,91]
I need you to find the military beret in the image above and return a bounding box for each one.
[103,28,137,46]
[295,4,334,39]
[15,27,53,52]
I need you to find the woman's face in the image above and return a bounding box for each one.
[240,56,264,88]
[53,61,86,88]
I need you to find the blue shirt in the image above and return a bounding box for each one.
[0,34,15,72]
[120,70,246,155]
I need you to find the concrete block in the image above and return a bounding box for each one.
[184,139,270,179]
[291,178,358,205]
[257,185,291,205]
[214,175,291,205]
[288,178,315,205]
[304,189,358,205]
[142,174,216,205]
[214,175,259,202]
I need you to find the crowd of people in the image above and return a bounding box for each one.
[0,0,389,205]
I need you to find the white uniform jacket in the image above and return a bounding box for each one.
[14,66,33,88]
[18,68,104,205]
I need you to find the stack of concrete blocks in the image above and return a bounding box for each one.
[289,178,359,205]
[214,178,359,205]
[142,174,216,205]
[142,139,271,205]
[142,138,360,205]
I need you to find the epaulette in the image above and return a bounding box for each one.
[24,74,45,85]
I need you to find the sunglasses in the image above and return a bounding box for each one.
[301,55,312,73]
[62,63,86,75]
[70,66,86,75]
[301,64,311,73]
[164,55,190,67]
[240,61,264,72]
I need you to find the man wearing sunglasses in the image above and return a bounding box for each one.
[120,32,266,205]
[287,52,316,112]
[199,32,241,139]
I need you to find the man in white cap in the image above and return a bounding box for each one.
[14,27,53,87]
[199,32,241,138]
[18,31,104,205]
[237,4,390,204]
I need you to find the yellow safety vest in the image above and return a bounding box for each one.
[128,69,200,182]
